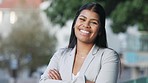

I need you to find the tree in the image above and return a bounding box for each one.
[44,0,147,33]
[44,0,82,26]
[1,10,56,76]
[111,0,148,33]
[44,0,123,27]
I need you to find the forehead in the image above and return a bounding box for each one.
[79,9,99,20]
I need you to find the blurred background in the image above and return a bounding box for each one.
[0,0,147,83]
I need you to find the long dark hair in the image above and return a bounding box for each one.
[68,2,108,48]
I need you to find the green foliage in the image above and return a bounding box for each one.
[44,0,122,26]
[44,0,147,33]
[111,0,148,33]
[44,0,98,26]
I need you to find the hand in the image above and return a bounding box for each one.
[86,80,94,83]
[48,69,62,80]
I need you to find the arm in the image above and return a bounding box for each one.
[39,49,86,83]
[39,49,71,83]
[95,50,120,83]
[40,70,86,83]
[48,69,94,83]
[39,49,61,82]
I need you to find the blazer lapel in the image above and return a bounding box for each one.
[64,45,99,80]
[79,45,99,74]
[64,47,76,80]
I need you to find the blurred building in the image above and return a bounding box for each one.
[0,0,44,82]
[0,0,42,8]
[121,26,148,82]
[0,0,43,38]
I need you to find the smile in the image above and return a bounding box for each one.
[80,29,90,34]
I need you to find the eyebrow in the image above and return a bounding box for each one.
[79,15,99,21]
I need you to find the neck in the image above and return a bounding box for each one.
[76,41,94,56]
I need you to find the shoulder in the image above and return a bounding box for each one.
[50,47,73,61]
[54,47,73,56]
[100,48,120,62]
[103,48,118,55]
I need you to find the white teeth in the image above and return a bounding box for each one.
[80,30,89,34]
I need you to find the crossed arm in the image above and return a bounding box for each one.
[39,49,94,83]
[48,69,94,83]
[39,68,94,83]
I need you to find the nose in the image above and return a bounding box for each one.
[83,21,90,28]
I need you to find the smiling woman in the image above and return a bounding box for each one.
[74,9,100,44]
[39,2,120,83]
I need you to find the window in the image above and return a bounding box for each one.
[0,11,3,24]
[10,11,17,24]
[0,0,3,4]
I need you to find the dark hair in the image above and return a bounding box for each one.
[68,2,108,48]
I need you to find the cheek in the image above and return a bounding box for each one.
[74,23,83,29]
[96,26,101,34]
[94,26,99,33]
[74,22,78,29]
[74,19,83,27]
[74,25,79,35]
[93,28,100,37]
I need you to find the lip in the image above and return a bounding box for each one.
[79,29,91,35]
[80,29,90,34]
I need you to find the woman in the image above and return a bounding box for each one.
[39,2,120,83]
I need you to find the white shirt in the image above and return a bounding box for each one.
[72,72,80,80]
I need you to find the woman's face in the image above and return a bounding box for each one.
[74,9,100,44]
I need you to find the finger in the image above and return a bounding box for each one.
[48,70,53,79]
[52,69,62,80]
[49,71,57,80]
[48,69,62,80]
[49,70,59,80]
[53,69,61,77]
[48,70,56,79]
[48,72,54,79]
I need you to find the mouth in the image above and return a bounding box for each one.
[80,29,90,34]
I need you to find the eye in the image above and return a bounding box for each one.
[79,18,85,21]
[92,22,98,24]
[90,21,98,25]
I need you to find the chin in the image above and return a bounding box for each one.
[79,40,93,44]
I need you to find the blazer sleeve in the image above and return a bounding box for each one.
[39,49,63,81]
[95,49,120,83]
[39,75,86,83]
[39,48,86,83]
